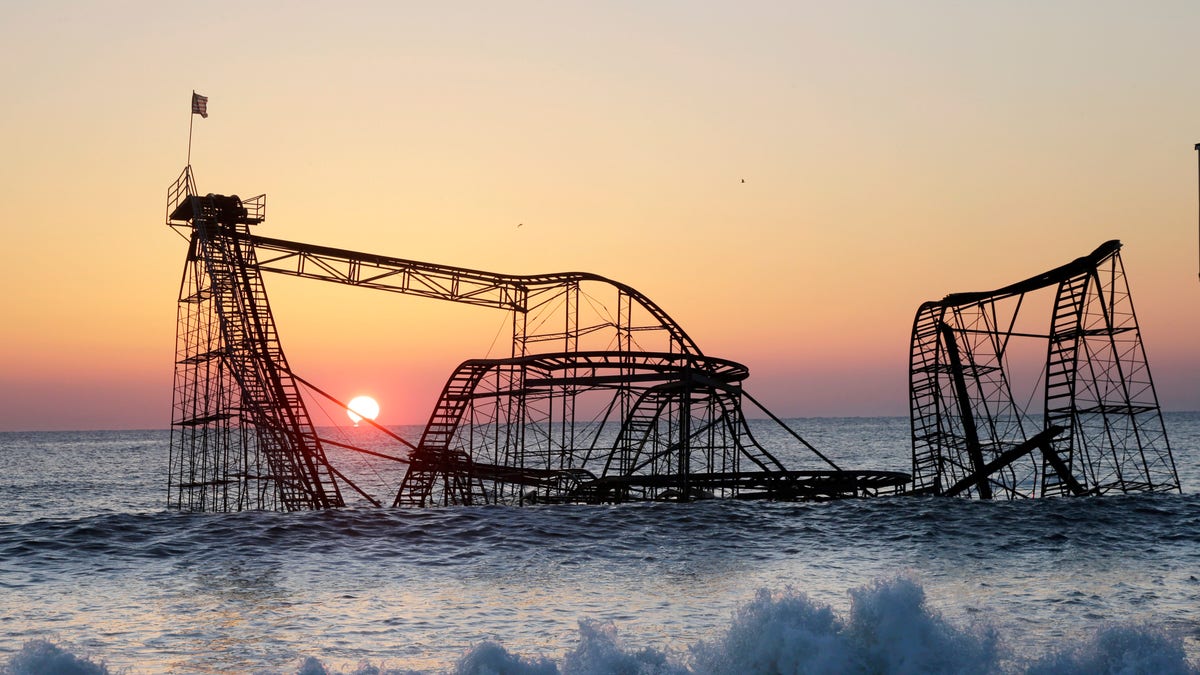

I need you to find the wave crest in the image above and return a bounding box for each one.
[2,640,110,675]
[691,576,998,675]
[5,577,1196,675]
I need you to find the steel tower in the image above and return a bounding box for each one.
[167,167,344,511]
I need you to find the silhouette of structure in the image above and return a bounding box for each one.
[909,240,1180,498]
[166,168,908,511]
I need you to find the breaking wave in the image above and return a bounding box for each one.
[5,576,1194,675]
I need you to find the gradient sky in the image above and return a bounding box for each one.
[3,1,1200,431]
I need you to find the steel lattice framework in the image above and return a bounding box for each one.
[392,351,904,506]
[166,168,908,511]
[909,240,1180,498]
[167,170,344,511]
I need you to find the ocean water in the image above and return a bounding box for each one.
[2,416,1199,674]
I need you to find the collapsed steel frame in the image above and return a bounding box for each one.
[909,240,1180,498]
[166,168,907,511]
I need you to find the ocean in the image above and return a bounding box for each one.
[2,415,1199,674]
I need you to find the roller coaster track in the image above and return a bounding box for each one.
[165,167,896,511]
[389,351,841,506]
[909,240,1179,498]
[240,231,701,357]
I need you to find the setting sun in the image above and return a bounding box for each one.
[346,395,380,425]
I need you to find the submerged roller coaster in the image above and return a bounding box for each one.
[165,167,1179,511]
[909,240,1180,498]
[165,167,908,511]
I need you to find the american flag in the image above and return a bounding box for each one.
[191,92,208,118]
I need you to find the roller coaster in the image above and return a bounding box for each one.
[910,241,1180,498]
[165,167,908,511]
[165,166,1179,511]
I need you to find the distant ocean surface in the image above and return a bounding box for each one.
[3,415,1200,674]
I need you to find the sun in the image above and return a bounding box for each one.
[346,395,380,426]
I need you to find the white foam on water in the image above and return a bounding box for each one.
[6,576,1195,675]
[1026,623,1197,675]
[690,576,999,675]
[2,640,111,675]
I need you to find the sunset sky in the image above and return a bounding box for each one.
[2,1,1200,431]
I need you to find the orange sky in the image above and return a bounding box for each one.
[3,2,1200,430]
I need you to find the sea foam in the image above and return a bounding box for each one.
[4,577,1195,675]
[1,640,110,675]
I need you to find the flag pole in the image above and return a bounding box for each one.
[187,91,196,168]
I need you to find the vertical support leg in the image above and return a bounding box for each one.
[938,321,992,499]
